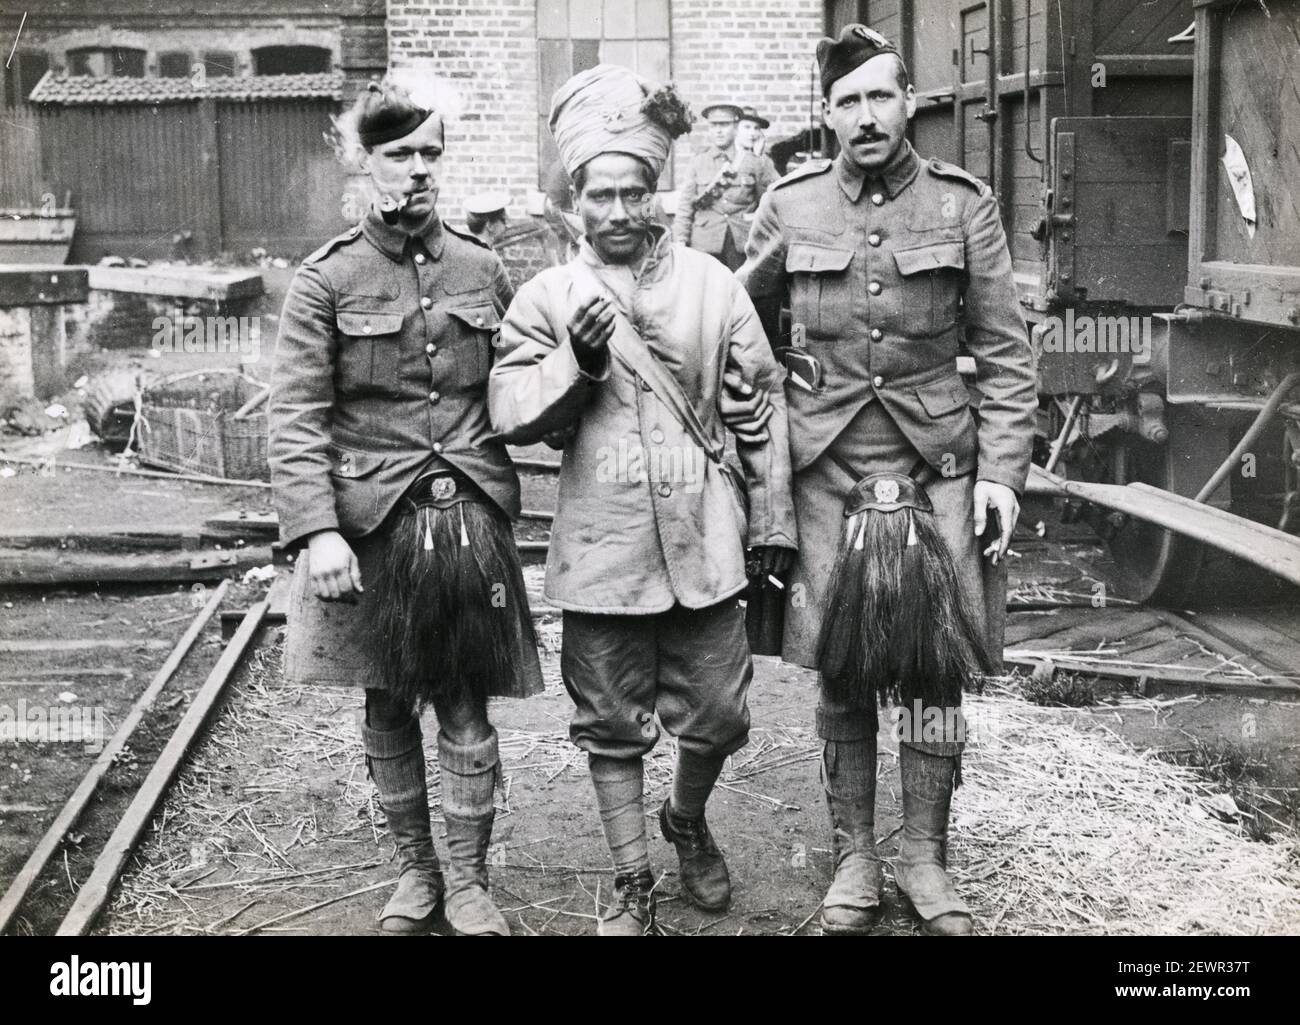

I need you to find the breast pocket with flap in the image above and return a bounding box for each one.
[335,309,404,391]
[892,240,966,337]
[444,303,501,391]
[785,242,854,340]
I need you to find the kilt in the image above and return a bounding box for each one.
[282,520,544,698]
[783,400,1006,670]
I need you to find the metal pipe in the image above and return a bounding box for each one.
[1195,372,1300,504]
[1024,0,1043,163]
[1044,393,1085,473]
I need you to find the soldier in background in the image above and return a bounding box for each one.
[673,101,779,271]
[465,191,509,249]
[736,105,769,157]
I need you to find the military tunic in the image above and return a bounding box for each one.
[673,144,779,268]
[269,208,542,695]
[738,141,1037,739]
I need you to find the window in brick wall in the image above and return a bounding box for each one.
[2,51,49,107]
[536,0,674,192]
[204,51,238,78]
[67,47,146,78]
[158,51,193,78]
[252,45,331,75]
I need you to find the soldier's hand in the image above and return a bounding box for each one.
[568,295,615,372]
[307,530,364,602]
[974,480,1020,565]
[720,371,773,443]
[542,422,578,450]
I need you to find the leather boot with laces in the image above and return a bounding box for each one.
[658,799,731,911]
[598,869,657,936]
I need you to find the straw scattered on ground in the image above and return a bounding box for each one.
[101,646,1300,936]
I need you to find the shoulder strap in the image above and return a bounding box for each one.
[569,259,725,466]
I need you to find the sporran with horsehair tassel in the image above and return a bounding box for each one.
[816,470,995,710]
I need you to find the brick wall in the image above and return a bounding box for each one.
[386,0,825,240]
[496,221,557,290]
[387,0,539,227]
[668,0,826,188]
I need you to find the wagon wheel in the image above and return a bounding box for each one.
[1106,407,1299,607]
[1105,430,1208,606]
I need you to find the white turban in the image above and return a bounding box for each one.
[548,64,690,179]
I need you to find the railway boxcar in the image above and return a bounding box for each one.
[824,0,1300,603]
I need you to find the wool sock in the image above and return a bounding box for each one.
[669,747,727,820]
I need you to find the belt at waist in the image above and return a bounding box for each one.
[400,468,488,512]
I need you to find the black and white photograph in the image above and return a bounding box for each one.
[0,0,1296,978]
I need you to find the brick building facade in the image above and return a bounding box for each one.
[386,0,826,226]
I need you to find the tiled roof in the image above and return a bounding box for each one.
[27,70,345,105]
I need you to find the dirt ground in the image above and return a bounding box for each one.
[69,632,1298,937]
[2,430,1298,935]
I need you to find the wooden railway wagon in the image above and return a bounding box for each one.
[826,0,1300,603]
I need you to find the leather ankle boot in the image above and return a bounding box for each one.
[363,717,444,934]
[895,744,973,936]
[438,730,509,936]
[819,738,884,935]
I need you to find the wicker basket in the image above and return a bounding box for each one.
[137,370,270,481]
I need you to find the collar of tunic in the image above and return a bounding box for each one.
[578,223,672,277]
[834,139,920,203]
[361,205,447,262]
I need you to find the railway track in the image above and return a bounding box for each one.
[0,578,285,935]
[1,462,1297,934]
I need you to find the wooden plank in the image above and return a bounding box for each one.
[1002,652,1300,697]
[1233,607,1300,647]
[1004,607,1096,645]
[2,521,275,551]
[0,455,271,488]
[0,581,229,935]
[1180,608,1300,681]
[0,266,89,307]
[1115,637,1203,667]
[1108,624,1188,658]
[0,545,275,586]
[0,526,204,550]
[1025,466,1300,586]
[0,638,172,653]
[204,511,279,538]
[1011,608,1164,653]
[57,598,266,937]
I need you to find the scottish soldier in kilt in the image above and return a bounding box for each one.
[739,27,1037,935]
[269,76,543,937]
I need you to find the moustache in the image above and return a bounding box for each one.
[852,133,888,145]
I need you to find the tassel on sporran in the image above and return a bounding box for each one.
[816,471,994,710]
[364,472,536,711]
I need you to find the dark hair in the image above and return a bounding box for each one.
[824,52,910,98]
[467,210,505,234]
[571,154,657,195]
